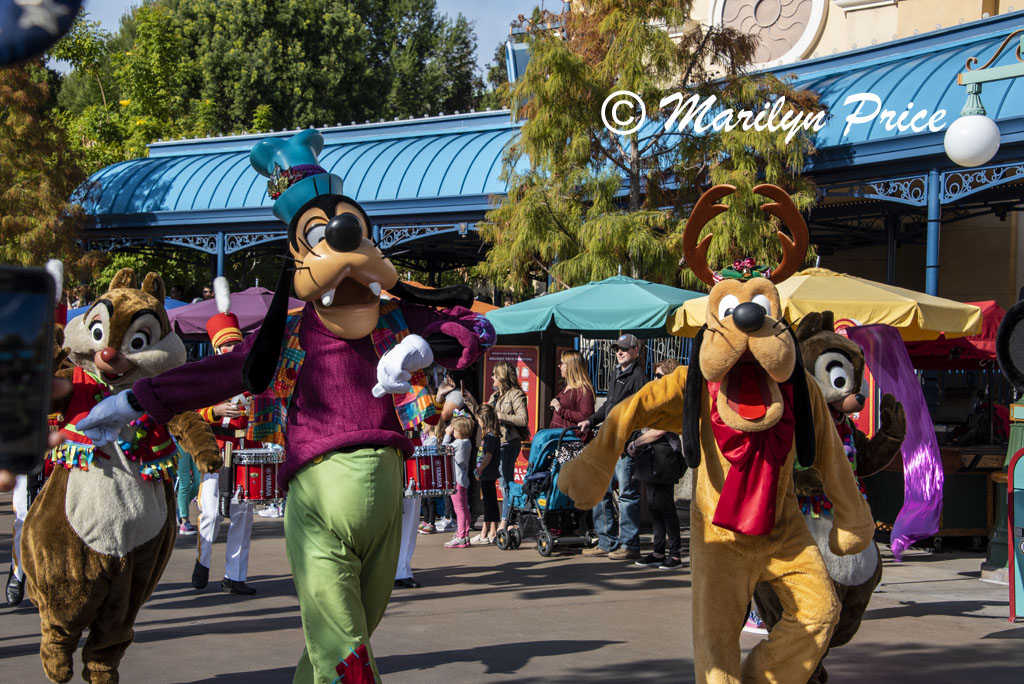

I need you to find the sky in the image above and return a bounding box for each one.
[80,0,547,75]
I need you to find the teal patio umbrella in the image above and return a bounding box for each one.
[485,275,703,338]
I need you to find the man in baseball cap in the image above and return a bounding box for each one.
[611,333,640,351]
[579,332,647,561]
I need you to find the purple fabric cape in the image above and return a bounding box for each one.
[847,324,944,560]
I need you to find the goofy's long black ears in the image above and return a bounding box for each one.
[681,326,706,469]
[243,262,294,394]
[389,280,475,310]
[788,325,816,468]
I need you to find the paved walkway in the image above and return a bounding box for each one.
[1,499,1020,683]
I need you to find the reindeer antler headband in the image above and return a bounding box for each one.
[682,184,809,287]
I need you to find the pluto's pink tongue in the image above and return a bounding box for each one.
[726,366,768,420]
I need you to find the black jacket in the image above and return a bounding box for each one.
[588,361,648,426]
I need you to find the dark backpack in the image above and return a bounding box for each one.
[635,433,684,485]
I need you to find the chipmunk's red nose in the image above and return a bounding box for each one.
[100,347,119,363]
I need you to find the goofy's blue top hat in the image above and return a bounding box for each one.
[250,129,344,225]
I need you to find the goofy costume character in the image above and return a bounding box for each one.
[78,130,495,683]
[192,278,257,595]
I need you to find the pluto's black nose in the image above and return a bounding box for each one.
[732,301,766,332]
[324,214,363,252]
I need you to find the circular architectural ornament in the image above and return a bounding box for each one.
[710,0,828,67]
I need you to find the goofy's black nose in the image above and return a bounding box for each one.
[324,214,363,252]
[732,301,766,332]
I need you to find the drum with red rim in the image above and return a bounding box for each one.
[232,446,285,504]
[403,444,455,498]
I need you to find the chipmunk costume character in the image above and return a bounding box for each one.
[22,269,220,684]
[78,130,494,683]
[754,311,905,684]
[559,185,875,684]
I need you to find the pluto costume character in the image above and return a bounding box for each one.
[559,185,875,684]
[754,311,905,684]
[21,269,221,684]
[78,131,494,683]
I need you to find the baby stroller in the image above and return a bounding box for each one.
[495,427,597,556]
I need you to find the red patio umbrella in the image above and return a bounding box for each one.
[904,300,1004,369]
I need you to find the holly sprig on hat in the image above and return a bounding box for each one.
[267,165,304,200]
[714,257,773,282]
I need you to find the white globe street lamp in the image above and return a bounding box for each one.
[943,83,1001,168]
[944,114,1001,167]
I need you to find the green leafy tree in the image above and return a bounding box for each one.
[478,40,510,110]
[0,63,102,280]
[478,2,821,294]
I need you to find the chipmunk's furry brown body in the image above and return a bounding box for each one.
[22,268,220,684]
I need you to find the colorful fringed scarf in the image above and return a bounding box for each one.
[53,367,177,482]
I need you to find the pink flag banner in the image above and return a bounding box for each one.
[847,324,944,560]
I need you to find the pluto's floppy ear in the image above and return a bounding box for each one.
[243,261,294,394]
[389,280,474,310]
[787,325,816,468]
[681,326,706,469]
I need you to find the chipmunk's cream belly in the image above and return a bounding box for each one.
[65,435,167,558]
[805,513,879,586]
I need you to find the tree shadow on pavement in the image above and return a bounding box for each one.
[862,598,1012,621]
[377,639,630,677]
[188,667,297,683]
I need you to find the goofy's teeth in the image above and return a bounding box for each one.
[321,291,334,307]
[369,282,382,297]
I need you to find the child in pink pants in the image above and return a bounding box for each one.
[443,416,475,548]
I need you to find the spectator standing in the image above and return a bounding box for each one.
[489,361,529,534]
[629,359,686,570]
[471,405,501,545]
[549,350,596,431]
[442,416,475,548]
[578,334,648,560]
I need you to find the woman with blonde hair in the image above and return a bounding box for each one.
[488,361,528,532]
[549,350,596,431]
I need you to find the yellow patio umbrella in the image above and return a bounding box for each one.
[670,268,983,341]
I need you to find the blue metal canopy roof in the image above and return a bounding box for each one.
[81,110,522,220]
[772,11,1024,169]
[78,11,1024,228]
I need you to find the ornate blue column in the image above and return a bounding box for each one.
[925,168,941,295]
[216,232,225,277]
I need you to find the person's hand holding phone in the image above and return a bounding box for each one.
[0,378,71,492]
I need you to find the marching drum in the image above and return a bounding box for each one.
[403,444,455,498]
[230,445,285,504]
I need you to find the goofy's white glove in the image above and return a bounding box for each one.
[372,334,434,398]
[76,390,144,447]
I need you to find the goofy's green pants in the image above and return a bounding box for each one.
[285,446,402,683]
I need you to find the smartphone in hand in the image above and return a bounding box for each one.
[0,265,55,474]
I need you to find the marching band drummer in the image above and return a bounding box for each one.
[193,278,257,596]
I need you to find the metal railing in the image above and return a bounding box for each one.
[581,336,692,395]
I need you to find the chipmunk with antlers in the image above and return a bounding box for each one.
[558,184,874,684]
